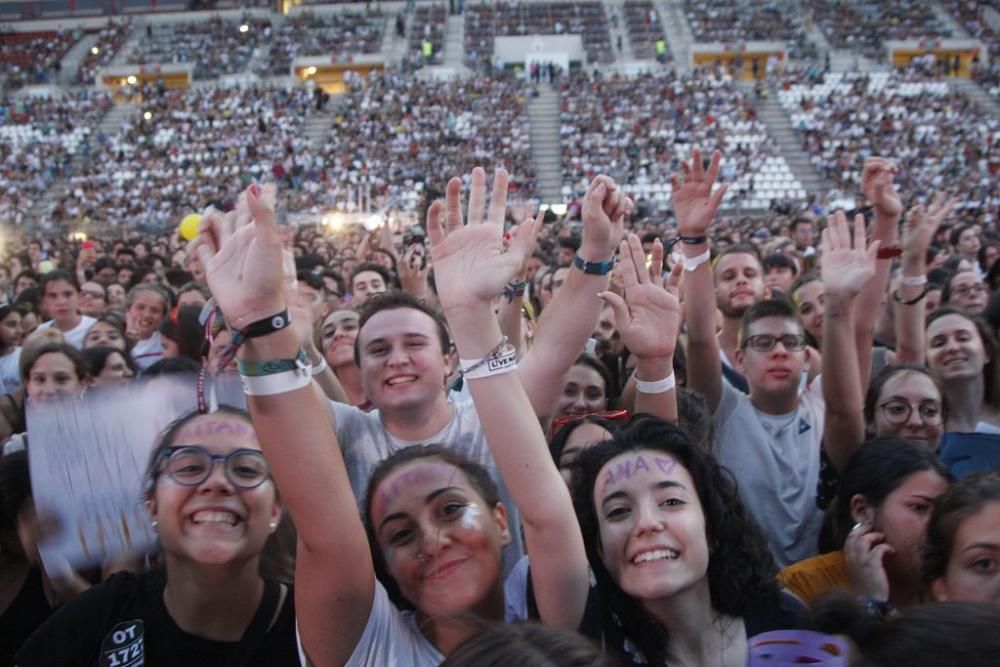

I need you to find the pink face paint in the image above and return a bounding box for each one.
[177,418,255,442]
[375,463,460,512]
[601,454,678,493]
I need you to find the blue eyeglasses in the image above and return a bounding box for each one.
[156,446,270,490]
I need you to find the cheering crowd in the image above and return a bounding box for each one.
[0,144,997,665]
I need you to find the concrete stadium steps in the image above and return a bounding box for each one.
[933,1,969,37]
[953,77,1000,117]
[303,110,335,153]
[112,22,147,67]
[527,85,563,204]
[752,86,828,197]
[606,1,634,62]
[443,14,465,68]
[656,0,692,73]
[58,33,99,86]
[381,10,409,64]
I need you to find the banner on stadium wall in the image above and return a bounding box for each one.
[26,374,244,572]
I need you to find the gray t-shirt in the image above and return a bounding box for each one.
[331,396,525,573]
[712,379,825,568]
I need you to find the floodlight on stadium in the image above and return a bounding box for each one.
[91,47,99,56]
[322,213,346,230]
[239,24,250,34]
[126,75,137,85]
[143,111,152,121]
[306,66,317,76]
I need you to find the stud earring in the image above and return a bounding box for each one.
[151,519,158,532]
[269,521,278,531]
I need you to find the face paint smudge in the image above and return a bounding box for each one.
[458,503,481,531]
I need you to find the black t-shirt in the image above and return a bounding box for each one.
[16,570,298,667]
[579,582,806,667]
[0,567,56,666]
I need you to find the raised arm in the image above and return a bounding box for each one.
[853,158,902,388]
[672,149,728,412]
[821,211,881,471]
[894,195,957,364]
[601,234,682,422]
[429,168,589,629]
[518,176,626,419]
[196,185,373,667]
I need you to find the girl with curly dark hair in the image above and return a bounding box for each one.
[570,415,804,666]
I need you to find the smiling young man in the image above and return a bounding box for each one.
[324,170,629,571]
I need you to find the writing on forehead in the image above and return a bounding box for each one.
[601,454,676,493]
[377,463,457,510]
[177,418,255,442]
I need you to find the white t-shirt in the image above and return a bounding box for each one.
[331,396,525,573]
[0,348,21,393]
[712,378,826,568]
[299,575,529,666]
[131,332,165,370]
[36,315,96,350]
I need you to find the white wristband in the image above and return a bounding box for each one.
[683,249,711,272]
[310,357,328,375]
[459,346,518,379]
[241,369,312,396]
[635,373,676,394]
[899,274,928,287]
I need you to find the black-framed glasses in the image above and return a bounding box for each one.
[879,399,944,426]
[157,446,270,489]
[741,334,808,353]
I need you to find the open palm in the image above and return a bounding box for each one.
[428,168,540,312]
[194,183,287,330]
[671,148,728,238]
[820,210,880,297]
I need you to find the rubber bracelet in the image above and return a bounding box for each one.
[310,357,328,376]
[574,253,615,275]
[458,337,509,376]
[683,249,711,272]
[635,372,676,394]
[899,274,928,287]
[876,246,902,259]
[237,347,309,377]
[241,369,311,396]
[240,308,292,339]
[892,285,930,305]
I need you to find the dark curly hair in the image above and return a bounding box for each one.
[570,414,778,665]
[362,444,502,611]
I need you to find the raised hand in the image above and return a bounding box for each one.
[844,522,893,602]
[397,245,430,299]
[671,148,728,238]
[193,183,285,330]
[902,193,958,259]
[820,210,880,298]
[427,167,540,313]
[599,234,681,361]
[861,157,902,220]
[580,175,629,261]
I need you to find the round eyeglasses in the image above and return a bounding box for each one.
[741,333,808,353]
[878,399,944,426]
[157,446,270,490]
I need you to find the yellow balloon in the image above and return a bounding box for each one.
[179,213,202,241]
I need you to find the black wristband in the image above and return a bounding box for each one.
[892,286,929,306]
[679,235,708,245]
[239,309,292,340]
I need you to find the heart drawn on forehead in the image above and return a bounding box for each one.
[600,454,677,493]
